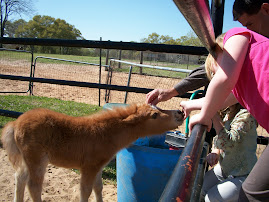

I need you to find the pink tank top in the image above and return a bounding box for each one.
[224,28,269,132]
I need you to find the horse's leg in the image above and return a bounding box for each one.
[14,160,29,202]
[93,170,103,202]
[24,152,49,202]
[80,167,99,202]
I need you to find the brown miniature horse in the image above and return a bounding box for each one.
[1,104,184,202]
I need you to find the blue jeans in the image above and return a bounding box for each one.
[201,164,247,202]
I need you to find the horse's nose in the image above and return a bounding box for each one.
[177,110,184,117]
[177,110,183,115]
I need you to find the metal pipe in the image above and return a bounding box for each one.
[118,49,122,68]
[105,61,113,103]
[190,141,210,201]
[124,66,133,103]
[30,46,35,95]
[0,109,23,118]
[173,0,215,53]
[99,37,102,107]
[211,0,225,37]
[0,37,208,55]
[110,59,192,73]
[139,51,143,74]
[159,124,207,202]
[34,56,109,67]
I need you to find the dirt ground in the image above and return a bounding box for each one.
[0,60,268,201]
[0,148,117,202]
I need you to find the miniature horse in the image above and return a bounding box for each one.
[1,104,184,202]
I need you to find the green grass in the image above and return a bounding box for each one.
[0,95,117,184]
[0,95,101,127]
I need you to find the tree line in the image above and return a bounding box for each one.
[1,0,203,55]
[141,32,203,47]
[5,16,203,47]
[4,15,85,55]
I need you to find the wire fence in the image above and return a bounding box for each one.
[0,48,33,94]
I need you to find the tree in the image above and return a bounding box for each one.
[141,32,161,44]
[0,0,34,38]
[5,19,26,37]
[14,15,84,54]
[15,15,83,40]
[140,31,203,47]
[141,32,178,45]
[178,31,204,46]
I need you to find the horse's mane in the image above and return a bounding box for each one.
[88,104,140,122]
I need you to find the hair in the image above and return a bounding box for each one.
[219,103,244,120]
[233,0,269,20]
[205,33,225,81]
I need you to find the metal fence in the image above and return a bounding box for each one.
[0,46,201,110]
[105,59,193,105]
[0,48,33,94]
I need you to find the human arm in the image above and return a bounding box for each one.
[179,93,238,119]
[205,113,223,167]
[146,88,179,105]
[189,34,250,132]
[146,65,209,105]
[180,98,204,119]
[221,93,238,110]
[174,65,209,95]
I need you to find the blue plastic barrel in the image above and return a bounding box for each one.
[117,135,182,202]
[102,103,183,202]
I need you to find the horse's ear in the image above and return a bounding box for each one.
[123,114,138,124]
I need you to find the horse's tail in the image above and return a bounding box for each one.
[1,122,22,169]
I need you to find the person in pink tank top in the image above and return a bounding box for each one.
[180,1,269,201]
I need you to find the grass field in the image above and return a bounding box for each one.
[0,95,116,184]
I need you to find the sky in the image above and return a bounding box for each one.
[13,0,243,42]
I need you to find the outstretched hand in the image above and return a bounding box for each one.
[146,88,176,105]
[180,101,192,119]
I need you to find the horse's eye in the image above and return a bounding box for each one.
[152,112,158,119]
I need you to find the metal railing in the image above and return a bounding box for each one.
[109,59,193,73]
[31,56,109,105]
[160,124,207,201]
[0,37,208,55]
[106,59,193,103]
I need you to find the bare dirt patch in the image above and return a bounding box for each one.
[0,148,117,202]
